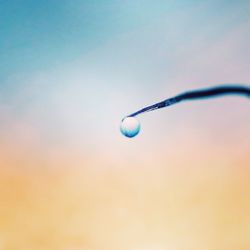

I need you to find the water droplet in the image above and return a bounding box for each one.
[120,117,140,138]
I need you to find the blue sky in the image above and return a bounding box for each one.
[1,0,249,81]
[0,0,250,154]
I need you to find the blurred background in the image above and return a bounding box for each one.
[0,1,250,249]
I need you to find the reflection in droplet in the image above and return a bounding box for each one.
[120,117,140,138]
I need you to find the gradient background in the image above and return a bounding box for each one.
[0,1,250,249]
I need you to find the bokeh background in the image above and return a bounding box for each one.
[0,1,250,249]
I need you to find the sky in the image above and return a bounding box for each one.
[0,1,250,249]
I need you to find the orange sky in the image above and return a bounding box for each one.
[0,128,250,250]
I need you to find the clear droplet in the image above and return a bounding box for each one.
[120,117,140,138]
